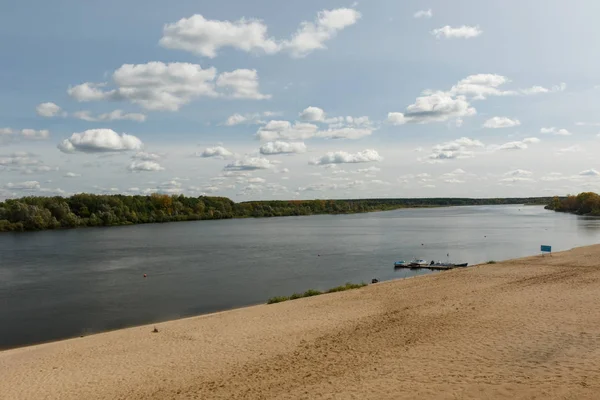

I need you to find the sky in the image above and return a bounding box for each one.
[2,0,600,201]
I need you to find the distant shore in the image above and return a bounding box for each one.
[0,194,554,232]
[2,244,600,399]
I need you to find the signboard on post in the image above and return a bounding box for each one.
[541,245,552,254]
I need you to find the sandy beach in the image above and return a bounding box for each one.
[2,245,600,399]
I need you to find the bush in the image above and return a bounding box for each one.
[267,282,367,304]
[267,296,290,304]
[487,260,497,264]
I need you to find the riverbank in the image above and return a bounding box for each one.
[3,245,600,399]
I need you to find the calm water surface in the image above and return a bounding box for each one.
[2,205,600,349]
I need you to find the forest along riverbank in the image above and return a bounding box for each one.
[0,194,553,231]
[2,244,600,399]
[2,204,600,350]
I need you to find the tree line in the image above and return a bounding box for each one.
[0,193,556,232]
[545,192,600,215]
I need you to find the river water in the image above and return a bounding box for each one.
[2,205,600,349]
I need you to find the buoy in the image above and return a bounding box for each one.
[143,274,147,278]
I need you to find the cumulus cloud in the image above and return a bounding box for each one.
[159,14,279,58]
[387,92,476,125]
[310,149,382,165]
[5,181,41,191]
[540,127,572,136]
[58,129,143,153]
[159,8,360,58]
[67,82,111,102]
[132,152,162,161]
[579,169,600,177]
[0,152,42,167]
[20,129,50,140]
[414,9,432,19]
[256,120,319,141]
[215,69,271,100]
[64,172,81,178]
[73,110,147,122]
[283,8,361,57]
[557,145,583,154]
[198,146,234,159]
[504,169,533,177]
[224,157,275,171]
[496,137,540,151]
[499,176,535,183]
[432,25,482,39]
[521,83,566,95]
[128,160,165,172]
[483,117,521,129]
[299,106,326,122]
[36,102,64,117]
[68,62,269,111]
[223,111,279,126]
[428,137,484,160]
[259,141,307,155]
[1,128,50,143]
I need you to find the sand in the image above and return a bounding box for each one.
[3,245,600,399]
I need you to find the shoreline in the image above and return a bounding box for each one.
[3,244,600,399]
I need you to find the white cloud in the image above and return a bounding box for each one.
[215,69,271,100]
[387,92,476,125]
[310,149,382,165]
[68,62,270,111]
[444,178,465,184]
[223,111,277,126]
[449,74,514,99]
[20,129,50,140]
[576,122,600,127]
[128,160,165,172]
[73,110,147,122]
[248,177,266,184]
[224,157,275,171]
[579,169,600,177]
[58,129,143,153]
[67,82,111,102]
[198,146,234,159]
[0,152,42,167]
[159,8,361,58]
[521,83,566,95]
[504,169,532,177]
[259,141,307,155]
[299,106,326,122]
[282,8,362,58]
[5,181,41,191]
[225,113,248,126]
[64,172,81,178]
[428,137,483,160]
[1,128,51,143]
[132,152,162,161]
[432,25,482,39]
[540,127,572,136]
[496,137,540,151]
[557,145,583,153]
[256,120,319,141]
[159,14,280,58]
[36,102,63,117]
[483,117,521,129]
[413,9,432,19]
[499,176,535,183]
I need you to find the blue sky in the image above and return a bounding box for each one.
[1,0,600,200]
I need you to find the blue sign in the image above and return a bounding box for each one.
[541,245,552,253]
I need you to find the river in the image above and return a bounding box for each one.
[1,205,600,349]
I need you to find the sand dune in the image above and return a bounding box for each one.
[3,245,600,399]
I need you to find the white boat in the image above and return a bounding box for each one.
[409,258,429,268]
[394,260,410,267]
